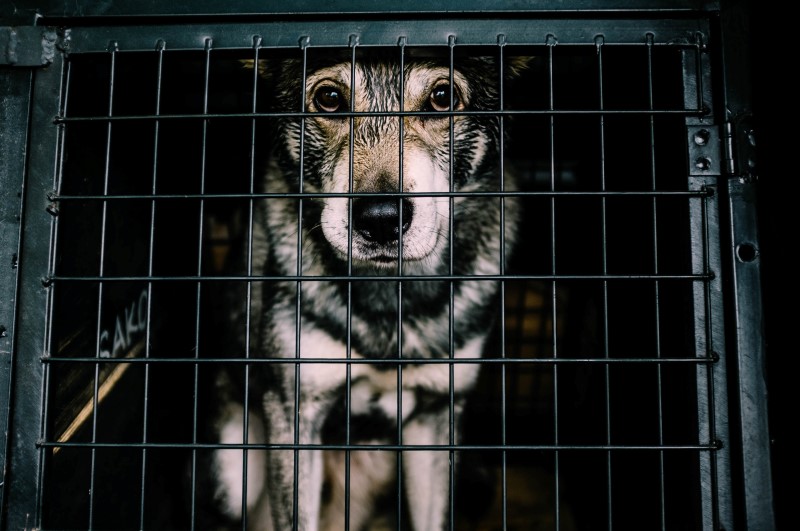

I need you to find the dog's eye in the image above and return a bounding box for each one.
[313,86,343,113]
[429,83,459,112]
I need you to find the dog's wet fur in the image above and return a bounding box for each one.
[200,49,527,531]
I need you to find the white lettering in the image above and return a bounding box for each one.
[113,316,127,355]
[99,330,111,358]
[99,288,149,358]
[125,301,139,345]
[137,289,148,330]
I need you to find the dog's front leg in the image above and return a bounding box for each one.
[261,387,333,531]
[401,399,465,531]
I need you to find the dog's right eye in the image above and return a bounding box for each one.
[313,86,343,113]
[428,83,461,112]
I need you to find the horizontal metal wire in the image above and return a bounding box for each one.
[44,273,712,284]
[41,356,715,365]
[50,189,711,201]
[55,107,705,123]
[38,441,721,452]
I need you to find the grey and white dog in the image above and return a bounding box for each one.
[203,49,527,531]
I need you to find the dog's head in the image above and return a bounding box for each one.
[247,51,529,271]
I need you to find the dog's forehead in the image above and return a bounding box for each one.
[305,58,470,110]
[306,59,449,86]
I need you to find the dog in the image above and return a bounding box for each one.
[200,48,528,531]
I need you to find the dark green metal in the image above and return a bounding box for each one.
[2,53,65,531]
[0,67,33,525]
[0,2,775,529]
[1,0,721,23]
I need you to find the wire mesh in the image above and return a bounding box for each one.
[37,24,716,531]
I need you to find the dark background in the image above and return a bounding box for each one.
[749,3,794,529]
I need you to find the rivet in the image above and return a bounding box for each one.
[693,129,710,146]
[695,157,711,171]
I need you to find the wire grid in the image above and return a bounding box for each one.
[39,30,716,531]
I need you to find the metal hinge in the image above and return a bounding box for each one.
[0,26,57,66]
[730,114,757,179]
[689,119,757,179]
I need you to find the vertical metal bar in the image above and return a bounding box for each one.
[644,33,667,531]
[237,34,262,531]
[396,35,406,284]
[395,34,406,531]
[291,39,310,531]
[497,33,509,531]
[717,1,774,525]
[190,36,213,531]
[88,41,119,530]
[39,51,72,529]
[4,51,66,531]
[726,169,775,530]
[545,33,560,531]
[344,33,359,531]
[594,34,614,531]
[294,34,312,529]
[684,40,734,531]
[446,33,457,531]
[690,177,731,531]
[139,38,166,531]
[291,34,309,531]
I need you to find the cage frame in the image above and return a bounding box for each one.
[0,1,772,530]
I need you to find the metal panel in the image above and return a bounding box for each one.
[1,0,720,23]
[727,176,775,530]
[57,17,711,53]
[718,2,775,527]
[0,67,33,521]
[2,54,66,531]
[690,174,733,531]
[683,38,735,529]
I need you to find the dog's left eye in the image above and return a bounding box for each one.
[429,83,460,112]
[313,86,344,113]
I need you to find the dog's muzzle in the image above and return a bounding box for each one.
[322,191,443,267]
[353,197,413,245]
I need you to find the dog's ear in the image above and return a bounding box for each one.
[240,59,268,78]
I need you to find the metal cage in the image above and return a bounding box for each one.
[0,1,775,530]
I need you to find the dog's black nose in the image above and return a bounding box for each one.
[353,198,413,244]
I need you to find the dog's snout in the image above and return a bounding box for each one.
[353,198,413,244]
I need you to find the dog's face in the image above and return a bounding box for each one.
[259,52,520,271]
[304,60,466,268]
